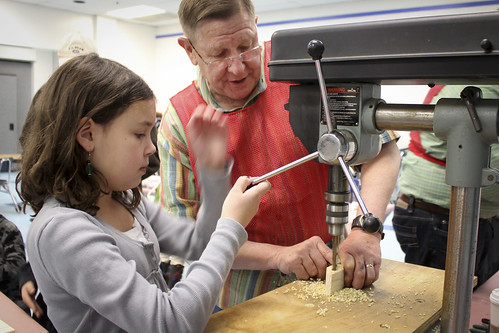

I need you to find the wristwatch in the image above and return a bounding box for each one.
[351,213,384,240]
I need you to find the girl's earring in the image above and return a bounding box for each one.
[86,152,93,176]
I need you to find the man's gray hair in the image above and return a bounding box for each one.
[178,0,255,40]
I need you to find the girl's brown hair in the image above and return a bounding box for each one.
[17,53,154,215]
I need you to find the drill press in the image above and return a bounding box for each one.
[267,11,499,332]
[251,39,385,273]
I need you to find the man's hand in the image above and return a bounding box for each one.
[186,104,227,170]
[272,236,332,280]
[337,139,399,289]
[338,228,382,289]
[21,281,43,318]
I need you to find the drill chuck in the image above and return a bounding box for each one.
[325,191,349,237]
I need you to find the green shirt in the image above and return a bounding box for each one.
[398,85,499,218]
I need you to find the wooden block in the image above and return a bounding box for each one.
[326,264,344,295]
[0,320,15,333]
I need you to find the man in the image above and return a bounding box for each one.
[393,85,499,287]
[158,0,401,308]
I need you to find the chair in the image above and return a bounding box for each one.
[0,158,21,213]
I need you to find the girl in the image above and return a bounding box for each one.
[17,53,270,333]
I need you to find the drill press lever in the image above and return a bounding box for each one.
[308,39,383,269]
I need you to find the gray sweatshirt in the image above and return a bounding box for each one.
[26,167,246,333]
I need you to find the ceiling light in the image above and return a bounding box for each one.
[106,5,166,19]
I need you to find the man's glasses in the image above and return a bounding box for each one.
[189,41,262,71]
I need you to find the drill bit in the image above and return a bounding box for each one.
[332,235,340,270]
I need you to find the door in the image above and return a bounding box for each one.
[0,60,32,154]
[0,74,18,153]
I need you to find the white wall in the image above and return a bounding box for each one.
[95,17,157,90]
[153,29,196,113]
[0,0,156,103]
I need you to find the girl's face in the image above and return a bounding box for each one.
[91,99,157,192]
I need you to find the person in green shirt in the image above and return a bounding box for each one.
[393,85,499,287]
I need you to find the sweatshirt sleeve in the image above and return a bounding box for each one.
[162,218,247,332]
[30,209,246,333]
[147,162,232,260]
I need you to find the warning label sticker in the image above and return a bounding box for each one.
[321,86,360,126]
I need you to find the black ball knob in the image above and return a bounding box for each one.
[307,40,325,60]
[480,39,492,53]
[362,213,381,233]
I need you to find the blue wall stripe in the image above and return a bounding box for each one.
[257,0,499,27]
[156,0,499,39]
[157,32,183,38]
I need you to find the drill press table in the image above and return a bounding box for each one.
[205,259,445,332]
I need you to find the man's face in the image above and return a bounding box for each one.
[190,11,261,110]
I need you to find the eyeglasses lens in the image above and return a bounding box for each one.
[215,46,261,70]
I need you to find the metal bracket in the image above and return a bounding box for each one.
[482,168,499,186]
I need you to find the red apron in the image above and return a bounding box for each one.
[171,41,331,245]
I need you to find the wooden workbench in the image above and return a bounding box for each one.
[0,292,47,333]
[205,259,445,332]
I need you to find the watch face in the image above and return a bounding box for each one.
[352,215,363,228]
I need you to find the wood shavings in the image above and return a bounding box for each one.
[285,275,434,328]
[289,279,375,308]
[316,306,328,316]
[329,287,374,305]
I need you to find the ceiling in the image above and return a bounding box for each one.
[12,0,351,26]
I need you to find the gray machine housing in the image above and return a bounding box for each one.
[272,11,499,167]
[269,11,499,85]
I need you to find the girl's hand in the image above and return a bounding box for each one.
[221,177,271,228]
[21,281,44,318]
[187,104,227,170]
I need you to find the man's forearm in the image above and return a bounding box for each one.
[357,140,401,221]
[232,241,280,270]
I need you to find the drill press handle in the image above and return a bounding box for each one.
[308,39,383,234]
[351,213,384,239]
